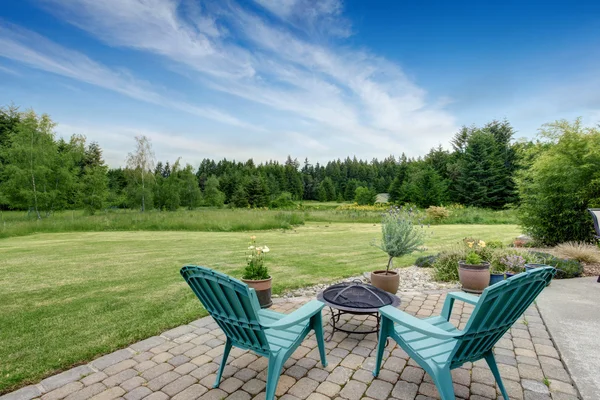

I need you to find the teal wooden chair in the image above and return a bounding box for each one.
[180,265,327,400]
[374,266,555,400]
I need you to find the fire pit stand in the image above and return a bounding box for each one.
[317,281,400,341]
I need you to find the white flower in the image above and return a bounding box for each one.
[248,246,255,250]
[262,246,270,253]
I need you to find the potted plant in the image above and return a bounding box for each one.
[501,254,526,278]
[241,236,272,308]
[458,239,490,294]
[489,262,506,286]
[372,206,425,294]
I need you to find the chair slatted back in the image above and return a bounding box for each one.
[181,265,270,354]
[450,267,555,367]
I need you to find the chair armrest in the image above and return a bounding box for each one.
[379,306,462,340]
[260,300,324,330]
[441,292,479,320]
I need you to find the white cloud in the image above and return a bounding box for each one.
[0,20,262,131]
[31,0,458,159]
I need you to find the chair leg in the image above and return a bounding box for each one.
[265,354,285,400]
[430,367,456,400]
[373,316,391,377]
[213,338,232,388]
[312,313,328,367]
[485,352,509,400]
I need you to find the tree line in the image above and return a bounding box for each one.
[0,104,520,215]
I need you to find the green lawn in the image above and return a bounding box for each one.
[0,223,520,393]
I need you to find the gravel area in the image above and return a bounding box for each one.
[277,266,459,299]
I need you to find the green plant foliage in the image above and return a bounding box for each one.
[552,259,583,279]
[486,240,505,249]
[242,236,270,280]
[373,206,425,272]
[433,247,466,281]
[318,177,336,202]
[245,175,270,208]
[354,186,376,205]
[203,175,225,207]
[415,254,438,268]
[270,192,296,209]
[401,165,447,208]
[465,252,483,264]
[426,206,450,221]
[518,119,600,244]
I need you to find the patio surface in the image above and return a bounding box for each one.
[1,290,581,400]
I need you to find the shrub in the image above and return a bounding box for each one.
[433,247,466,281]
[415,255,437,268]
[373,206,425,272]
[355,186,377,205]
[555,242,600,263]
[270,192,296,209]
[490,249,540,273]
[553,259,583,279]
[517,119,600,245]
[487,240,505,249]
[426,206,450,221]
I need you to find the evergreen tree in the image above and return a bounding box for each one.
[231,185,249,208]
[245,175,269,208]
[388,154,408,203]
[79,142,108,214]
[318,177,336,201]
[455,131,498,208]
[344,179,359,201]
[403,165,446,208]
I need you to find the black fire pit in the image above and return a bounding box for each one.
[317,280,400,341]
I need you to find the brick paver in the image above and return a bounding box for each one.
[0,291,582,400]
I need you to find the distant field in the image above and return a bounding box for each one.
[0,222,521,393]
[0,204,518,240]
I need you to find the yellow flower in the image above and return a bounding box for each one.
[467,241,474,248]
[478,240,486,248]
[250,235,256,240]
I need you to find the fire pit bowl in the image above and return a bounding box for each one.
[317,280,400,340]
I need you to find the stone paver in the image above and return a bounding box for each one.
[1,291,582,400]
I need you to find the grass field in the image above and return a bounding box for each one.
[0,205,517,240]
[0,222,520,393]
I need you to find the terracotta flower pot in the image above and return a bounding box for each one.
[242,277,272,308]
[371,270,399,294]
[458,261,490,294]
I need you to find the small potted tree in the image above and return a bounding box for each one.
[372,206,425,294]
[241,236,272,308]
[458,239,490,293]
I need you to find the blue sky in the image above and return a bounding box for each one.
[1,0,600,167]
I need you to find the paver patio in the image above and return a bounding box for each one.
[1,290,581,400]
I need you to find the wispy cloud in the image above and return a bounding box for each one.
[39,0,457,156]
[0,63,21,76]
[0,20,263,131]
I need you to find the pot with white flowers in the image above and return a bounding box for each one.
[241,236,272,308]
[372,206,425,294]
